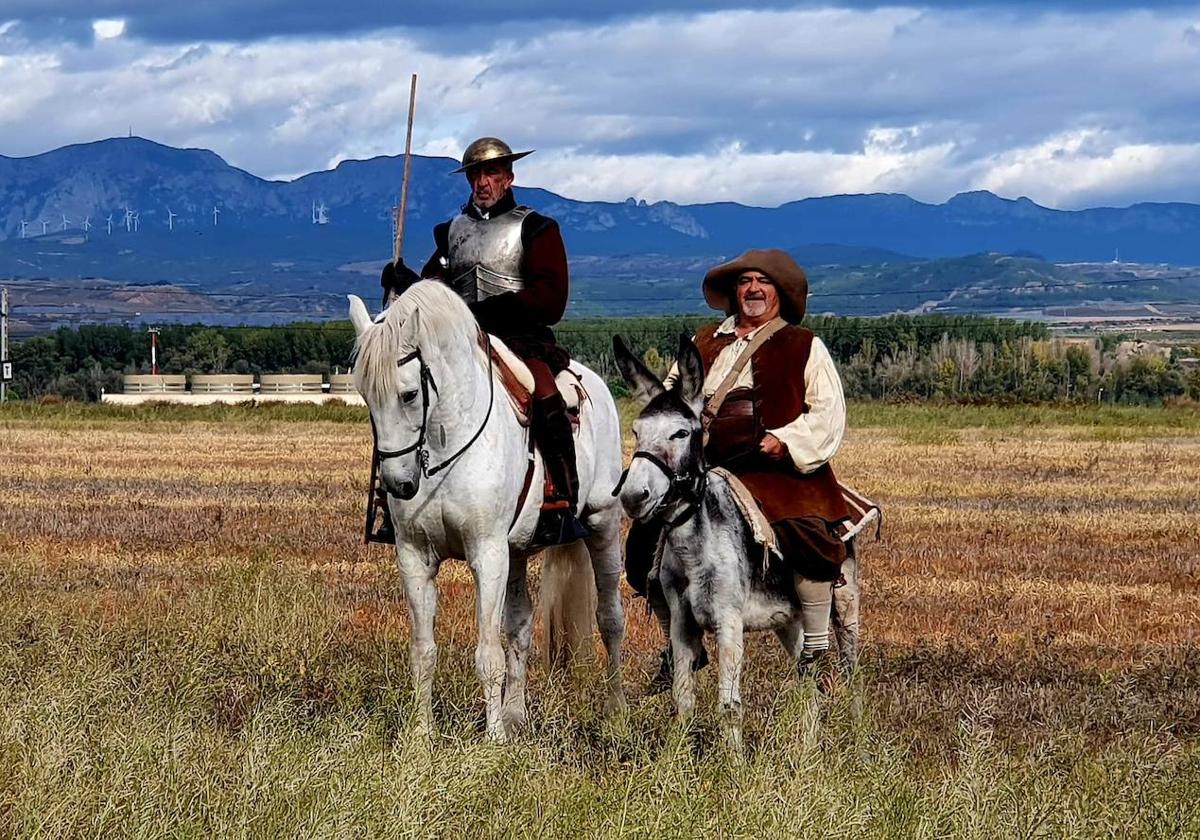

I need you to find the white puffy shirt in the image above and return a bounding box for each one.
[665,316,846,474]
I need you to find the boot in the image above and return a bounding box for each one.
[530,393,587,547]
[797,648,837,694]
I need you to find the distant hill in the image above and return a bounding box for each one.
[2,136,1200,326]
[787,243,919,267]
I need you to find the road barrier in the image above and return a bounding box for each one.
[259,374,324,394]
[328,374,357,394]
[188,374,255,394]
[111,373,363,405]
[122,374,187,393]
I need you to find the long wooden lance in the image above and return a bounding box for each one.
[389,73,419,297]
[367,73,418,544]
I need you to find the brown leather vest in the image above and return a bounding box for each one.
[693,321,849,524]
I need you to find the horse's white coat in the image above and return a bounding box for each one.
[350,283,626,740]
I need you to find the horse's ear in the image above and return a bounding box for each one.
[613,335,665,407]
[398,307,422,347]
[348,295,372,337]
[675,333,705,415]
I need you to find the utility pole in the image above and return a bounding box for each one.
[1,287,10,403]
[147,327,160,375]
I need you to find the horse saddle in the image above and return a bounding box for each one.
[487,335,585,426]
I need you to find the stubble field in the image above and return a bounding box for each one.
[1,401,1199,837]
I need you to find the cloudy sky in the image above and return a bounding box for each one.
[1,1,1198,208]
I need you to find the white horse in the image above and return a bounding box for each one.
[613,333,849,751]
[348,281,626,740]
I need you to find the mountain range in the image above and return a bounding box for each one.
[2,136,1200,328]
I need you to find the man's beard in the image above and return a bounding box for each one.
[741,297,768,318]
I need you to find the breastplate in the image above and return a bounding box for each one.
[446,206,531,303]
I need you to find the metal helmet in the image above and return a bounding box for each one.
[451,137,534,174]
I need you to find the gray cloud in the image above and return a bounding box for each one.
[1,5,1199,210]
[2,1,1197,43]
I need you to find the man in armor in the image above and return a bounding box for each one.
[379,137,585,547]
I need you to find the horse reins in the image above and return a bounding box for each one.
[611,447,707,530]
[375,333,496,491]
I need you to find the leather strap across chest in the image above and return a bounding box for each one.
[700,318,787,447]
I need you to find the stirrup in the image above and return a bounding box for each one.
[367,512,396,545]
[365,494,396,545]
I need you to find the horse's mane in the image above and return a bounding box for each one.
[352,280,479,403]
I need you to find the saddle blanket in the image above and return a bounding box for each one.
[488,334,585,425]
[712,467,882,567]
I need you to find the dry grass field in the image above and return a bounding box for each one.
[2,401,1199,837]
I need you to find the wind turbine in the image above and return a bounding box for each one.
[61,213,70,232]
[124,207,133,232]
[132,212,140,233]
[316,201,329,225]
[167,208,177,231]
[311,200,317,224]
[19,220,28,239]
[106,214,114,235]
[212,206,220,226]
[82,216,92,233]
[41,220,49,235]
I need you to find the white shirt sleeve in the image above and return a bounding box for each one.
[766,337,846,473]
[662,361,680,391]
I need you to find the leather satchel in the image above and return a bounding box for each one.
[705,390,762,467]
[699,318,787,450]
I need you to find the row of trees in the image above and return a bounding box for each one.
[8,322,355,401]
[837,335,1199,404]
[7,315,1197,405]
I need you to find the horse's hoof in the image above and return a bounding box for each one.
[410,720,434,743]
[722,731,745,759]
[604,691,628,718]
[502,704,528,731]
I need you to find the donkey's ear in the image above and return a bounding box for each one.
[348,294,372,337]
[675,333,705,415]
[613,335,665,407]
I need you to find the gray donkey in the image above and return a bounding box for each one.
[614,334,858,749]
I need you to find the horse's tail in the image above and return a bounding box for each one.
[540,541,596,669]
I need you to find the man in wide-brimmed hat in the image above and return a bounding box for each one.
[379,137,584,547]
[629,248,860,687]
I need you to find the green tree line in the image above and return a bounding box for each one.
[7,315,1196,406]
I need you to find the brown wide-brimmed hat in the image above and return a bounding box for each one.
[703,248,808,323]
[451,137,534,174]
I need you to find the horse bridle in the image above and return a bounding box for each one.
[611,444,707,530]
[374,334,496,493]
